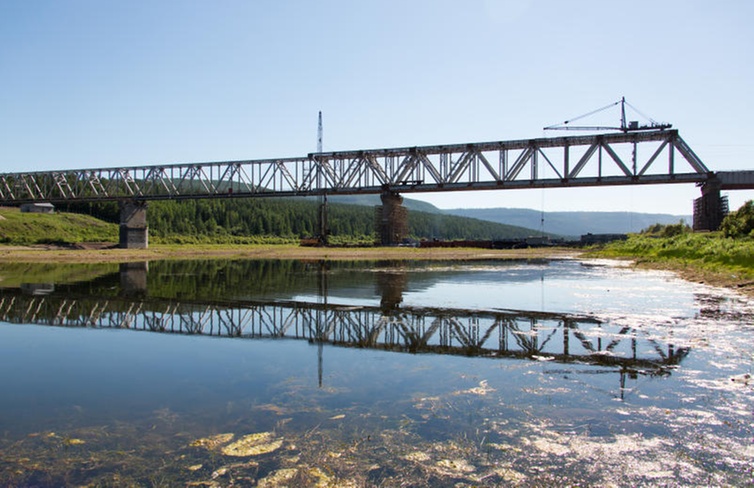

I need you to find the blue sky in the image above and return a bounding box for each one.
[1,0,752,216]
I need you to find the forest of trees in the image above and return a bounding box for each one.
[63,198,540,243]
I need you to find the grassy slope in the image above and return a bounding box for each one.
[591,232,754,290]
[0,207,118,245]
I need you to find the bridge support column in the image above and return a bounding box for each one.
[119,201,149,249]
[375,189,409,246]
[693,177,728,231]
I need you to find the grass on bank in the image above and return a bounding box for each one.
[0,207,117,245]
[592,231,754,282]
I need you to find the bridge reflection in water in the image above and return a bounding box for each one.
[0,284,688,375]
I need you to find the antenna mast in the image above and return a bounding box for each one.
[317,111,323,153]
[316,111,328,246]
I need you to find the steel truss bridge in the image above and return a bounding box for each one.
[0,130,722,203]
[0,290,688,372]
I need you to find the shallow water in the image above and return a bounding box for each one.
[0,259,751,486]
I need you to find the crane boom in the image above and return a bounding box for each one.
[544,97,672,133]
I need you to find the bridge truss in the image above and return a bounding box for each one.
[0,130,710,204]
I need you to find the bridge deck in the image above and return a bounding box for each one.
[0,130,711,204]
[717,170,754,190]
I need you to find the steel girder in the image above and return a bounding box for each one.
[0,292,687,369]
[0,130,710,204]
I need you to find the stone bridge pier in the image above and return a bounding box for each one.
[119,201,148,249]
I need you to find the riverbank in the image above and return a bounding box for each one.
[0,243,581,264]
[2,241,752,297]
[588,232,754,296]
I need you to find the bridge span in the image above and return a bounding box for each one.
[2,129,752,247]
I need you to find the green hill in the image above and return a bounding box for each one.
[0,207,117,245]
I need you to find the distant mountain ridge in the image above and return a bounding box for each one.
[439,208,690,238]
[324,195,690,238]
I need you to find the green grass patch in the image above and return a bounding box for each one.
[591,232,754,279]
[0,207,118,245]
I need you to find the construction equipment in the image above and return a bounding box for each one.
[544,97,672,133]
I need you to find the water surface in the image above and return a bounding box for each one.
[0,259,751,486]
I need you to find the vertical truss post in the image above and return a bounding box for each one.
[563,144,570,181]
[632,140,638,175]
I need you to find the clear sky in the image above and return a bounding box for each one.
[1,0,752,216]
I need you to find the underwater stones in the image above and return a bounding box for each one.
[257,466,340,488]
[257,468,298,487]
[189,433,234,450]
[434,458,476,475]
[189,431,284,457]
[221,432,284,457]
[403,451,431,462]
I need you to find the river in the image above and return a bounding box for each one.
[0,258,751,486]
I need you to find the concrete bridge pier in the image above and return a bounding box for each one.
[375,189,409,246]
[693,176,728,231]
[119,201,149,249]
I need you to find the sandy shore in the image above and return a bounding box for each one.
[0,243,582,264]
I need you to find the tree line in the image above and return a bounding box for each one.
[63,198,537,242]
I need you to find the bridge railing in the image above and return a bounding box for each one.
[0,130,710,204]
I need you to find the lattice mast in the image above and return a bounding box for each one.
[316,111,329,245]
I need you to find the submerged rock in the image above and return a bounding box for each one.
[221,432,283,457]
[257,468,297,487]
[189,433,235,450]
[434,458,476,475]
